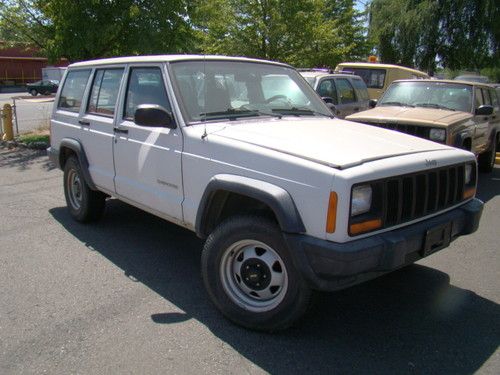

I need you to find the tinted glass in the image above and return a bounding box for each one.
[351,78,369,100]
[336,78,356,103]
[317,79,338,104]
[87,68,124,116]
[124,67,170,119]
[490,88,499,109]
[170,61,331,123]
[380,81,473,112]
[57,70,91,112]
[341,68,386,89]
[481,88,491,105]
[474,88,484,108]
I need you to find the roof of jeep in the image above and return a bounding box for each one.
[299,71,362,80]
[390,78,496,89]
[69,55,291,68]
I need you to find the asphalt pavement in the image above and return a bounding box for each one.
[0,147,499,374]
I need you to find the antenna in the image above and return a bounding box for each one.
[201,54,208,139]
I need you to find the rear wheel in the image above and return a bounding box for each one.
[201,215,312,331]
[63,156,106,222]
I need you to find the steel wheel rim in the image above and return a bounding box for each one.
[220,239,288,312]
[66,169,83,210]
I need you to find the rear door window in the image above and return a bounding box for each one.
[124,67,171,120]
[58,70,91,112]
[87,68,124,116]
[336,78,356,104]
[342,68,386,89]
[351,78,369,100]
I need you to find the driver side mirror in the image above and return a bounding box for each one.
[134,104,176,129]
[369,99,378,109]
[475,105,493,116]
[321,96,334,104]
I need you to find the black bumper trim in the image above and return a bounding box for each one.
[284,198,483,291]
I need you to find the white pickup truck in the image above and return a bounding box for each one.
[48,55,483,331]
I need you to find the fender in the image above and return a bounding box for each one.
[195,174,306,238]
[57,138,97,190]
[453,131,471,149]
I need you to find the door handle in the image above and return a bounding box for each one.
[78,120,90,126]
[114,126,128,134]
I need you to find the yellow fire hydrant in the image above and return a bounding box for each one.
[2,104,14,141]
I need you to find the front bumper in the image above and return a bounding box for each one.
[285,198,483,291]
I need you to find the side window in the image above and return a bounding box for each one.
[351,78,369,101]
[317,79,338,104]
[481,88,491,106]
[87,68,124,116]
[336,78,356,104]
[489,88,499,110]
[474,88,484,108]
[58,69,91,112]
[124,67,171,120]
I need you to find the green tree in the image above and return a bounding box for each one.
[192,0,370,68]
[369,0,499,72]
[0,0,194,62]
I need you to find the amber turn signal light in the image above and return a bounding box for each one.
[350,218,382,236]
[325,192,338,233]
[463,187,476,200]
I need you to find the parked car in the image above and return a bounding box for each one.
[335,62,429,100]
[346,79,499,172]
[49,55,483,331]
[299,69,369,118]
[26,80,59,96]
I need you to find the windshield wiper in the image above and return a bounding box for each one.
[379,101,415,107]
[199,108,282,121]
[272,107,334,118]
[415,103,456,111]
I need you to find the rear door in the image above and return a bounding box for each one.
[113,64,184,221]
[79,67,125,193]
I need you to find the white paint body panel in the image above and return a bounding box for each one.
[50,56,477,246]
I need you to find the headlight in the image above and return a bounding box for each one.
[464,163,472,185]
[429,128,446,142]
[351,185,372,216]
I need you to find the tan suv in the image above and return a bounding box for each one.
[347,79,499,172]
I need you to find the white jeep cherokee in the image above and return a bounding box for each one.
[48,55,483,331]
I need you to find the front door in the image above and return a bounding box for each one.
[335,78,359,118]
[113,65,184,221]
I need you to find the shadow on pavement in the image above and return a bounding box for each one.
[0,147,54,171]
[477,166,500,204]
[49,200,499,374]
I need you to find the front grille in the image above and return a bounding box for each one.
[349,163,474,235]
[363,122,432,141]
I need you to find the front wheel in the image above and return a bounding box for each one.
[30,89,38,96]
[478,139,496,173]
[201,215,312,331]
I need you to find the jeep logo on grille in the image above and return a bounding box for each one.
[425,159,437,167]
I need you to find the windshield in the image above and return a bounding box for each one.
[170,61,332,123]
[380,81,473,112]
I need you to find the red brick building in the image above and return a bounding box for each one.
[0,42,68,85]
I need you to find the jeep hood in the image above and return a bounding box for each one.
[346,106,472,126]
[210,118,450,169]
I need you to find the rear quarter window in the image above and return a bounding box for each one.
[58,69,91,112]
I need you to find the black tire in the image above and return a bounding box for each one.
[30,89,38,96]
[201,215,312,331]
[478,139,496,173]
[63,156,106,222]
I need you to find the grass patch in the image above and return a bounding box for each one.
[18,133,50,145]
